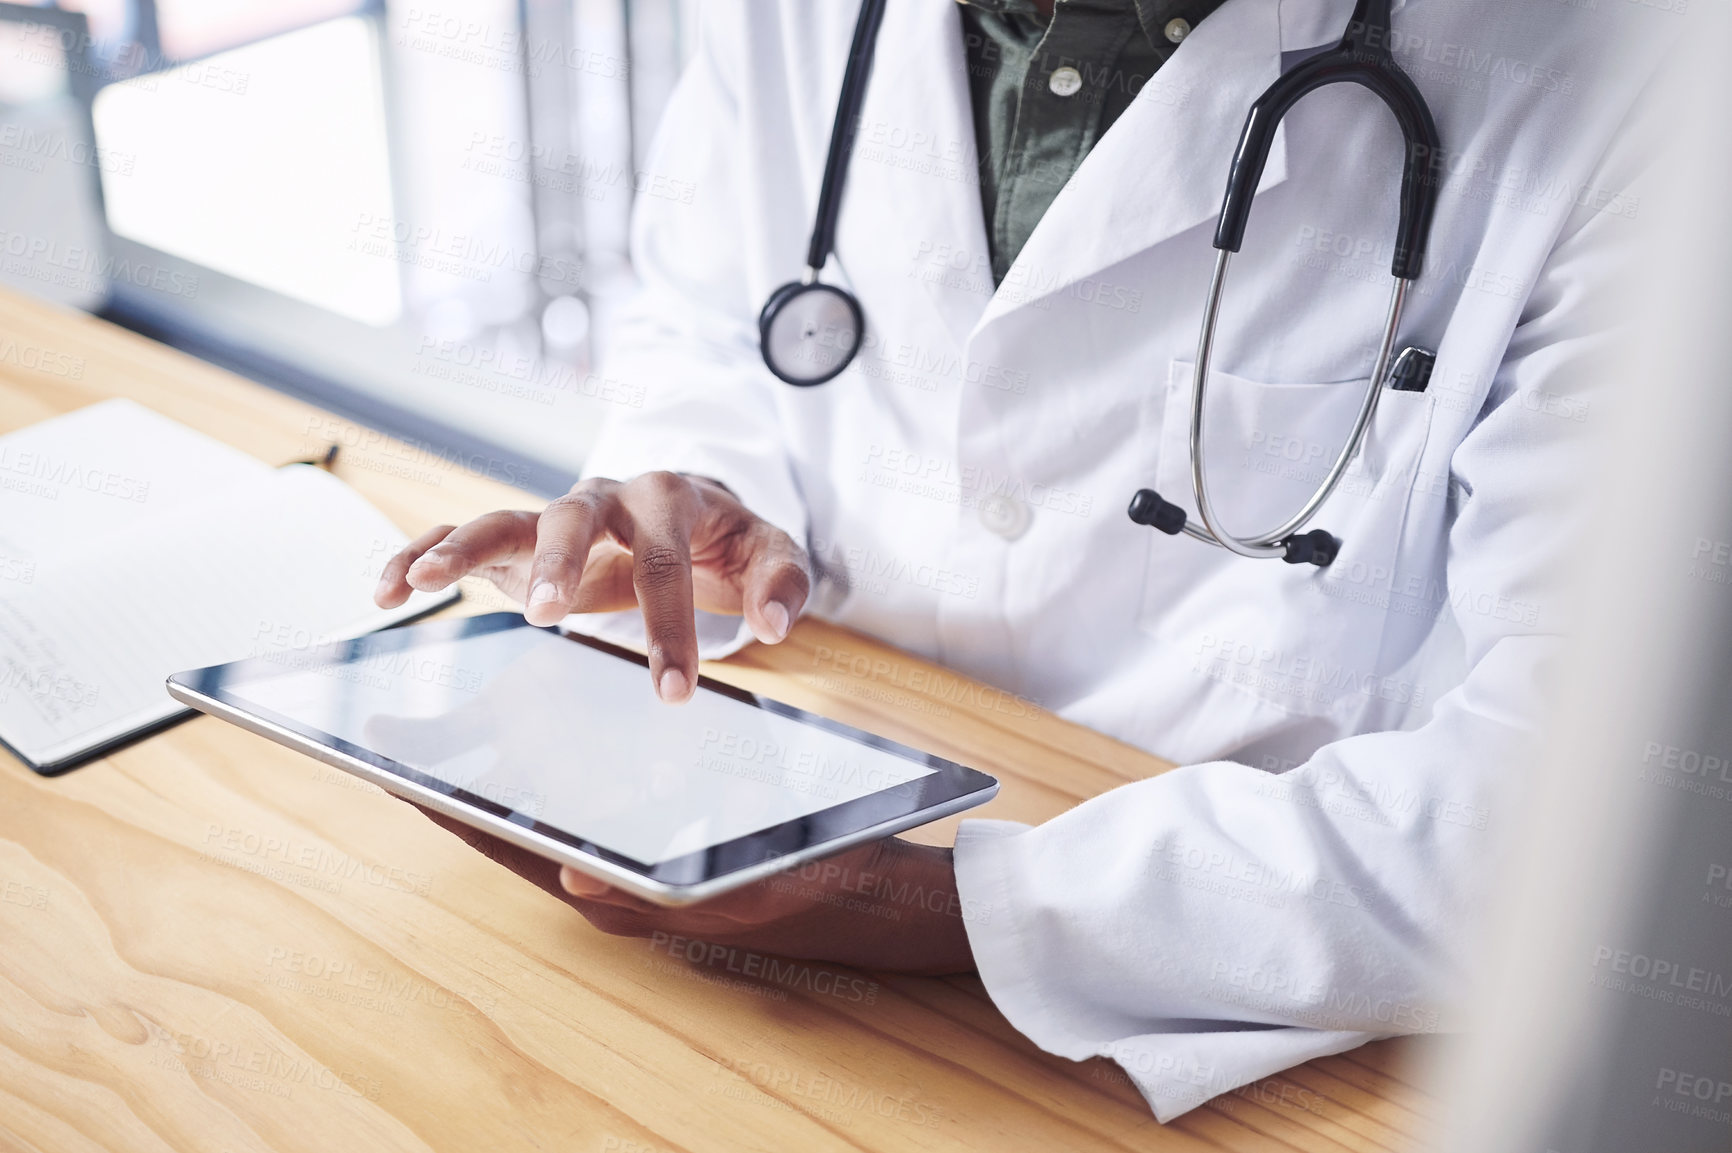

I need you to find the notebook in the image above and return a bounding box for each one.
[0,399,460,774]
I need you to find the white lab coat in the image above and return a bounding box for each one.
[575,0,1681,1121]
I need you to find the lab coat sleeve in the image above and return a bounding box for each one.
[952,107,1654,1123]
[568,8,808,658]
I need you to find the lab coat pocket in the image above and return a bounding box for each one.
[1139,360,1436,724]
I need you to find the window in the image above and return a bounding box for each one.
[1,0,698,494]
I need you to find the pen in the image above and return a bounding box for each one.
[282,443,341,471]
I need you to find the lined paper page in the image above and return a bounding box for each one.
[0,445,454,769]
[0,398,271,567]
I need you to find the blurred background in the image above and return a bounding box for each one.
[3,3,1729,1148]
[0,0,698,494]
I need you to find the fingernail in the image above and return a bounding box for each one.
[561,867,608,896]
[658,667,689,702]
[762,601,790,641]
[528,580,559,608]
[374,576,394,602]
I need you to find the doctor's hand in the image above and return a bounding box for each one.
[374,472,811,702]
[410,803,975,976]
[564,837,973,975]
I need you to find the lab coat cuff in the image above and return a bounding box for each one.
[953,823,1383,1124]
[953,819,1079,1051]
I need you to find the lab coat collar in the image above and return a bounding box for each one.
[837,0,1404,350]
[1278,0,1409,57]
[837,0,995,352]
[974,0,1288,334]
[971,0,1407,333]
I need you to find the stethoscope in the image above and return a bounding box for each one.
[757,0,1442,569]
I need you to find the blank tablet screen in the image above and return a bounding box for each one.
[222,623,940,865]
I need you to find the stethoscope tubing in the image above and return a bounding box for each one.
[1187,254,1412,558]
[803,0,889,278]
[762,0,1444,569]
[1179,0,1440,561]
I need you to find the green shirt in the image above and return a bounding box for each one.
[958,0,1227,283]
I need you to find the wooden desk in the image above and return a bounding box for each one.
[0,289,1434,1152]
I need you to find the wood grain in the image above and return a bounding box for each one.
[0,288,1435,1151]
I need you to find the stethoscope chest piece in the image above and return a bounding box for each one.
[757,0,887,389]
[759,279,866,387]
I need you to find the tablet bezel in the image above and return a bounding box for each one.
[166,613,1000,905]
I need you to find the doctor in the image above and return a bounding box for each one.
[376,0,1676,1121]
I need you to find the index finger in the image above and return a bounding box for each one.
[374,524,456,609]
[612,473,701,703]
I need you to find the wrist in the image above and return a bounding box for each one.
[865,839,975,975]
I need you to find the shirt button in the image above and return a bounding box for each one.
[1165,17,1191,43]
[1048,66,1083,97]
[979,494,1032,540]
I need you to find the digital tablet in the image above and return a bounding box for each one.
[166,613,999,905]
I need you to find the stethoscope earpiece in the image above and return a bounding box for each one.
[1128,490,1339,568]
[1127,490,1187,536]
[1280,530,1340,568]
